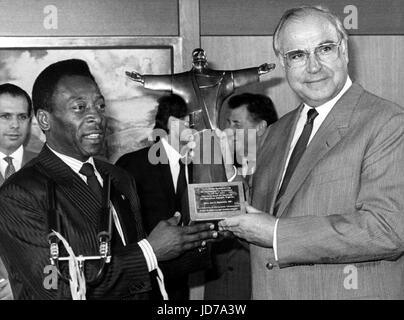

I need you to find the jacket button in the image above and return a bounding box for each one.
[266,262,274,270]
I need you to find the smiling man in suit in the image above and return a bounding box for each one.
[219,6,404,299]
[0,83,37,300]
[0,59,217,299]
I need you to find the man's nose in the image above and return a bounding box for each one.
[9,116,20,128]
[306,53,322,73]
[86,106,104,124]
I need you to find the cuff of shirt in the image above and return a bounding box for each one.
[138,239,158,272]
[273,218,279,261]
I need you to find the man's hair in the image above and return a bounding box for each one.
[0,83,33,116]
[153,94,188,134]
[32,59,96,115]
[228,93,278,126]
[273,6,349,56]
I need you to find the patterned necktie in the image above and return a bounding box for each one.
[79,163,103,202]
[274,108,319,214]
[4,156,16,180]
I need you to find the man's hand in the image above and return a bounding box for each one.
[218,205,275,248]
[0,279,13,300]
[147,212,218,261]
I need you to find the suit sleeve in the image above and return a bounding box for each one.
[276,112,404,267]
[0,182,152,300]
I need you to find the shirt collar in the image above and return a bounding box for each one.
[161,137,182,165]
[47,144,96,176]
[0,145,24,163]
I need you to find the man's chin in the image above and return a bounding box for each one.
[3,142,23,152]
[303,91,336,107]
[81,144,103,157]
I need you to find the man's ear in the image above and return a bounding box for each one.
[256,120,268,136]
[278,54,286,69]
[37,109,51,131]
[341,38,349,64]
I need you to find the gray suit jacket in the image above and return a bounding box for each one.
[251,83,404,299]
[0,149,37,295]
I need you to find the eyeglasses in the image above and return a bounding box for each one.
[282,40,342,68]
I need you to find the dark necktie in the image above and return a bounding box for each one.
[79,163,103,203]
[274,108,319,214]
[4,156,16,180]
[175,159,187,212]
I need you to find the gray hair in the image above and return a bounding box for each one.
[273,6,349,56]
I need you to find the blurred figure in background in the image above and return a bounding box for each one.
[0,83,36,300]
[204,93,278,300]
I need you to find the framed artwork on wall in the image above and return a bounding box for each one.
[0,36,182,162]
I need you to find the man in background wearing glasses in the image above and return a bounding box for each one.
[218,6,404,299]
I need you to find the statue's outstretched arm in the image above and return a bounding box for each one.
[126,71,145,84]
[126,71,173,91]
[232,63,275,88]
[258,62,276,75]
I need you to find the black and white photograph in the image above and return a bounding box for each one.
[0,0,403,313]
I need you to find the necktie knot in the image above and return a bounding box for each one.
[79,162,96,177]
[306,108,319,125]
[4,156,13,165]
[4,156,16,180]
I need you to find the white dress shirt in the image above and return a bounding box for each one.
[161,137,185,191]
[0,145,24,179]
[274,77,353,260]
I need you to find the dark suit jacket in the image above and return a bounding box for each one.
[0,149,37,284]
[116,142,211,300]
[0,146,153,300]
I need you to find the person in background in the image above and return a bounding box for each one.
[0,83,37,300]
[116,94,213,300]
[226,93,278,180]
[204,93,278,299]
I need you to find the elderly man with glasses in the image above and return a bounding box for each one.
[219,6,404,300]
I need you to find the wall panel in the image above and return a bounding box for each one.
[0,0,179,36]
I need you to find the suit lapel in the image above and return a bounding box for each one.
[255,105,302,214]
[156,142,176,208]
[37,146,101,226]
[276,83,364,218]
[95,158,145,243]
